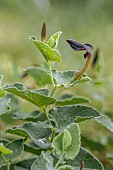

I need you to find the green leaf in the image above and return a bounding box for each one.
[65,123,81,160]
[58,165,74,170]
[47,31,62,48]
[52,130,71,156]
[0,97,11,115]
[25,66,51,86]
[0,75,7,98]
[7,94,20,112]
[6,122,51,148]
[14,166,28,170]
[0,143,12,155]
[95,114,113,132]
[3,83,56,108]
[5,139,24,161]
[56,95,90,106]
[15,158,36,170]
[30,37,62,62]
[0,88,6,98]
[49,105,100,129]
[63,130,72,151]
[52,71,91,87]
[0,154,5,168]
[0,139,10,147]
[52,131,63,156]
[24,144,43,155]
[31,152,54,170]
[66,147,104,170]
[52,70,75,86]
[12,110,46,122]
[78,75,91,84]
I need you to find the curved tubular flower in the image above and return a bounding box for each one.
[66,39,93,79]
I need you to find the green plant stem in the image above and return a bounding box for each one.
[47,61,55,88]
[1,154,10,170]
[50,86,56,97]
[55,151,65,169]
[43,106,52,126]
[51,129,56,143]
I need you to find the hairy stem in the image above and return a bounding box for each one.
[50,86,56,97]
[55,151,65,168]
[47,61,55,88]
[43,106,52,126]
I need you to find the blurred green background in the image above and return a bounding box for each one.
[0,0,113,169]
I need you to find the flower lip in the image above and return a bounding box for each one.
[66,39,93,54]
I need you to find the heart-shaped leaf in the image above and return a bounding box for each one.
[52,129,72,156]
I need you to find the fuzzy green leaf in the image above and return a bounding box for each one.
[58,165,74,170]
[56,95,90,106]
[66,147,104,170]
[31,152,54,170]
[12,110,46,122]
[5,122,51,147]
[52,70,75,86]
[3,83,56,108]
[52,131,63,156]
[0,139,10,147]
[65,123,81,160]
[25,66,51,86]
[14,158,36,170]
[63,130,72,151]
[52,71,91,87]
[95,114,113,132]
[47,31,62,48]
[0,143,12,155]
[0,155,5,168]
[30,37,61,62]
[49,105,100,129]
[0,97,11,115]
[52,130,71,156]
[0,88,6,98]
[5,139,24,161]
